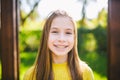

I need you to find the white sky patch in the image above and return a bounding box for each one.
[21,0,108,21]
[37,0,83,20]
[86,0,108,19]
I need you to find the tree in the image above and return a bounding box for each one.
[19,0,41,26]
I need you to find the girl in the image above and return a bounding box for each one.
[24,10,94,80]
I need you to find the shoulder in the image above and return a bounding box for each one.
[80,61,94,80]
[23,66,36,80]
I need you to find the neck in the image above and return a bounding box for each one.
[52,54,68,64]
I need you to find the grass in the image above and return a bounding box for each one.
[20,51,107,80]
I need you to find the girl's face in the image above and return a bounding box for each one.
[48,16,74,58]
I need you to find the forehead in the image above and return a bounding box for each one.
[51,16,74,29]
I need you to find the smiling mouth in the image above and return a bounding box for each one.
[54,44,68,48]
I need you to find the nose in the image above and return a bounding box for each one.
[58,33,66,42]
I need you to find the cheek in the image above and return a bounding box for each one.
[48,34,56,47]
[48,34,56,42]
[69,37,74,46]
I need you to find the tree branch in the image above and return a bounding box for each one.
[20,0,41,26]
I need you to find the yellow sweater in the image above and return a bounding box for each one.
[23,62,94,80]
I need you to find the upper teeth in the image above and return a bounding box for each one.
[54,45,67,48]
[57,46,65,48]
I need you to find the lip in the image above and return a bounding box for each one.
[53,44,68,48]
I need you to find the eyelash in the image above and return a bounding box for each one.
[51,31,72,35]
[51,31,58,33]
[66,32,72,34]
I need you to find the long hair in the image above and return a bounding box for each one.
[33,10,83,80]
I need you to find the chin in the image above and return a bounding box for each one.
[53,52,68,56]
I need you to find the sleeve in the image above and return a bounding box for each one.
[81,62,94,80]
[23,66,36,80]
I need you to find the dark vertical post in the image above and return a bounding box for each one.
[108,0,120,80]
[0,0,1,59]
[1,0,19,79]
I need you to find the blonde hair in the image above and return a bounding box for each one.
[33,10,83,80]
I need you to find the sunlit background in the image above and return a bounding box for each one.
[0,0,108,80]
[21,0,108,20]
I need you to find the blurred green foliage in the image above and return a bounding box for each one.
[19,30,42,52]
[20,52,37,80]
[77,24,107,54]
[19,6,107,80]
[79,51,107,79]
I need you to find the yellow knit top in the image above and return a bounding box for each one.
[23,62,94,80]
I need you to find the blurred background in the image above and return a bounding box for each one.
[0,0,108,80]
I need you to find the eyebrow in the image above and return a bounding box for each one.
[51,27,73,31]
[66,28,73,31]
[51,27,58,30]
